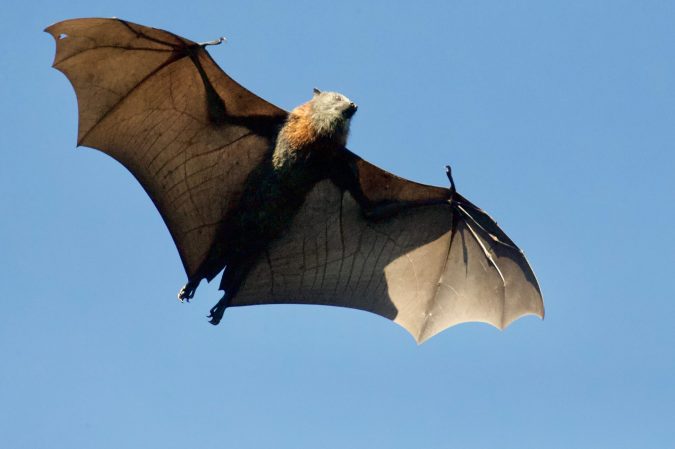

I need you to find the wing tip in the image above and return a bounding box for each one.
[44,23,62,67]
[500,309,545,330]
[44,18,80,37]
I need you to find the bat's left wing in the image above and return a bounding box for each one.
[233,152,544,343]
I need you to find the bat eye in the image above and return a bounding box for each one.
[333,94,342,102]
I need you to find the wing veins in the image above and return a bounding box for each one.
[78,52,187,146]
[456,204,519,251]
[463,220,506,288]
[418,210,458,340]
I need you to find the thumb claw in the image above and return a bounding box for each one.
[445,164,456,194]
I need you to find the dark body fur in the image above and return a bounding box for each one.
[199,94,356,323]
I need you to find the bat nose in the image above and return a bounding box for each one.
[344,102,358,118]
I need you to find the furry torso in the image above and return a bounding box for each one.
[211,91,357,288]
[272,95,352,171]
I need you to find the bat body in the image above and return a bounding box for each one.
[47,18,544,343]
[196,90,362,323]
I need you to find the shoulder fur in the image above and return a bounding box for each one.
[281,103,317,149]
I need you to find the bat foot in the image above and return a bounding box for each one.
[207,293,230,325]
[178,280,199,303]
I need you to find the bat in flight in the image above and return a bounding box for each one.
[46,18,544,343]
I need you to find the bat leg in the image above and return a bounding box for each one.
[178,279,200,302]
[208,291,231,325]
[208,258,253,325]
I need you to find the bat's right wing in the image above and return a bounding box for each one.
[46,18,287,281]
[233,157,544,344]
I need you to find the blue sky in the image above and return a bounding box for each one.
[2,1,674,448]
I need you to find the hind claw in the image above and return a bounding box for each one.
[207,293,230,325]
[178,281,198,303]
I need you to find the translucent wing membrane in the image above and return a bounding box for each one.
[48,18,543,342]
[46,18,287,278]
[235,180,543,343]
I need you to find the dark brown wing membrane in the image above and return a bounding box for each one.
[234,166,544,343]
[46,18,287,279]
[343,149,451,204]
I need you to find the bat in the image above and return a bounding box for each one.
[46,18,544,343]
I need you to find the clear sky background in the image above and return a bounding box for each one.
[2,1,674,448]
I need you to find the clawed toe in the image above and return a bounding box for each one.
[177,281,198,302]
[207,293,230,325]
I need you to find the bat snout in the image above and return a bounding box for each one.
[343,102,358,118]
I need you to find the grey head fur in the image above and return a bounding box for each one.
[272,90,358,170]
[309,90,358,139]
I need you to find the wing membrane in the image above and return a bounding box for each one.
[235,177,544,343]
[46,18,287,278]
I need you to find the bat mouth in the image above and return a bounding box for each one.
[343,103,358,118]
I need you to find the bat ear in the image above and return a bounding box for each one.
[312,87,322,96]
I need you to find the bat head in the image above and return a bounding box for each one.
[308,89,358,139]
